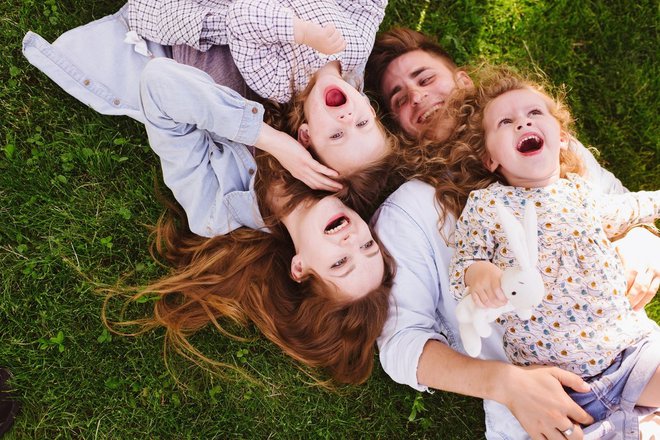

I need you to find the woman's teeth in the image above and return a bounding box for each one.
[418,103,443,123]
[324,216,349,234]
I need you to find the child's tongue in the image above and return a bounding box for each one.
[325,88,347,107]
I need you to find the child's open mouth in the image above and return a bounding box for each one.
[325,88,347,107]
[324,214,349,234]
[517,134,544,154]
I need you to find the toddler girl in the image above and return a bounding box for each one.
[445,67,660,434]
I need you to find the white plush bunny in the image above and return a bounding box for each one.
[455,201,545,357]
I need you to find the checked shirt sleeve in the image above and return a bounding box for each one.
[128,0,232,51]
[225,0,296,102]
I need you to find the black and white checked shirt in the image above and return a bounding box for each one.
[128,0,387,102]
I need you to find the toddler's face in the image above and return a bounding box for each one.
[483,88,567,188]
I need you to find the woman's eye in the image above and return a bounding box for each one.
[331,257,348,269]
[356,119,368,128]
[330,131,343,140]
[360,240,374,250]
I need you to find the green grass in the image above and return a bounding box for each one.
[1,0,658,438]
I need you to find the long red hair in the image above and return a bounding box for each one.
[104,151,395,384]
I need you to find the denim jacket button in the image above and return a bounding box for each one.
[113,98,120,106]
[83,79,90,86]
[248,168,255,175]
[251,107,258,114]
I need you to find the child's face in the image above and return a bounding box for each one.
[483,88,567,188]
[298,73,388,175]
[381,50,472,139]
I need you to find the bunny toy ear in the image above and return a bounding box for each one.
[522,202,539,267]
[495,201,535,270]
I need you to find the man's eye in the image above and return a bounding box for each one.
[330,131,343,140]
[420,75,434,86]
[394,95,408,109]
[356,119,368,128]
[360,240,374,250]
[331,257,348,269]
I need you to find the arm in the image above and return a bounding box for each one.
[419,341,593,439]
[569,138,627,194]
[128,0,231,50]
[139,58,265,236]
[450,194,508,307]
[596,190,660,238]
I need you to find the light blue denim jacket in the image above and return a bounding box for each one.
[23,5,266,237]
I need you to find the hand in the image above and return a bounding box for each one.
[255,123,342,191]
[293,18,346,55]
[465,261,508,308]
[614,227,660,311]
[499,365,593,440]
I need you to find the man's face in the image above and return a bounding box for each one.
[381,50,472,140]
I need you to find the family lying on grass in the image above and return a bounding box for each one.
[21,0,659,438]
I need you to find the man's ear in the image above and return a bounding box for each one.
[297,123,311,148]
[455,70,473,89]
[290,254,304,282]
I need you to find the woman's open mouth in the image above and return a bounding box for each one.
[325,87,347,107]
[324,214,350,234]
[516,134,544,154]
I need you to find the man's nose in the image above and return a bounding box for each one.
[410,88,426,106]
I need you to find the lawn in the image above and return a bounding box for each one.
[1,0,658,438]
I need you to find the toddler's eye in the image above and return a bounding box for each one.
[529,109,543,116]
[330,131,343,140]
[360,240,374,250]
[331,257,348,269]
[356,120,368,128]
[498,118,512,126]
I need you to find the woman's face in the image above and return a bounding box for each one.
[381,50,472,140]
[285,196,385,300]
[298,69,389,175]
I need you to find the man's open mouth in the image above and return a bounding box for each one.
[325,88,347,107]
[517,134,544,154]
[324,215,349,234]
[417,102,444,124]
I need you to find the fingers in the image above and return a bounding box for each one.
[321,24,346,53]
[552,368,591,395]
[471,286,508,308]
[307,174,342,191]
[555,422,584,440]
[627,267,659,311]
